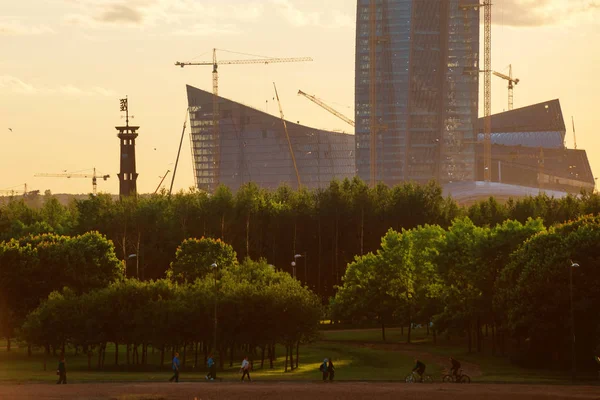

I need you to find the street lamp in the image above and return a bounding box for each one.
[290,261,297,279]
[211,262,218,358]
[569,261,580,382]
[294,253,307,283]
[127,254,138,278]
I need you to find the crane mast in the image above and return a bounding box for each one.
[273,83,301,189]
[368,0,378,187]
[483,0,492,182]
[297,90,355,127]
[572,116,577,150]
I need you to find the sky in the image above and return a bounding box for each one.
[1,0,599,194]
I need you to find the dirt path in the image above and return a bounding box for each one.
[1,382,599,400]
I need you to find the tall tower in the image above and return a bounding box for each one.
[355,0,480,186]
[116,97,139,197]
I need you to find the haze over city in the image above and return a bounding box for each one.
[1,0,599,194]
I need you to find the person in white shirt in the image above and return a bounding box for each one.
[240,356,252,382]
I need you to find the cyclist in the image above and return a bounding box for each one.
[449,357,461,380]
[412,359,426,382]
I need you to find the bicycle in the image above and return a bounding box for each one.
[405,371,433,383]
[442,369,471,383]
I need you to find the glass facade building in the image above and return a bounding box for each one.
[355,0,480,186]
[186,85,355,193]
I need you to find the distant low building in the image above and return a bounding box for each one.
[443,181,572,207]
[186,85,355,193]
[475,99,595,193]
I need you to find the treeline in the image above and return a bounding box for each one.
[1,236,321,371]
[21,259,320,372]
[332,215,600,370]
[2,178,599,300]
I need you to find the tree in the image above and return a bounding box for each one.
[167,237,238,283]
[333,249,397,341]
[0,232,123,348]
[498,215,600,369]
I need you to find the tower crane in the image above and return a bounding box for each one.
[0,183,37,197]
[35,168,109,195]
[175,49,312,190]
[297,90,355,127]
[493,65,520,111]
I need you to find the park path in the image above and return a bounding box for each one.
[0,382,599,400]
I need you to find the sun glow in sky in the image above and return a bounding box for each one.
[1,0,599,194]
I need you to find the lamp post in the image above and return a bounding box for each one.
[290,261,297,279]
[127,254,137,278]
[569,261,580,382]
[211,262,218,357]
[294,253,307,283]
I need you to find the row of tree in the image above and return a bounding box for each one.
[2,179,599,299]
[20,258,321,372]
[1,234,321,371]
[332,215,600,369]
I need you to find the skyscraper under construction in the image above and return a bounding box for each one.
[355,0,480,186]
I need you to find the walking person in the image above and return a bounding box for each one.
[205,354,216,381]
[327,358,335,381]
[240,356,252,382]
[319,358,329,381]
[56,353,67,384]
[169,352,180,383]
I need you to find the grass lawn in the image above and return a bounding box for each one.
[322,327,598,384]
[0,339,422,383]
[0,329,597,384]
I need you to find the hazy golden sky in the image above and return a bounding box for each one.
[1,0,599,194]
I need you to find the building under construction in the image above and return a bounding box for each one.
[355,0,480,187]
[186,85,355,193]
[474,99,595,193]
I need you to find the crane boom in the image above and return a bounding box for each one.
[273,83,301,189]
[155,170,170,195]
[492,71,512,81]
[297,90,355,127]
[572,116,577,150]
[35,168,109,195]
[175,57,312,67]
[175,49,313,192]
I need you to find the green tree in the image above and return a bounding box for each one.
[167,237,238,283]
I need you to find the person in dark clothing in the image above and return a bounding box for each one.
[327,359,335,381]
[450,357,461,379]
[206,354,216,380]
[319,358,329,381]
[412,359,426,382]
[56,354,67,384]
[169,352,180,383]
